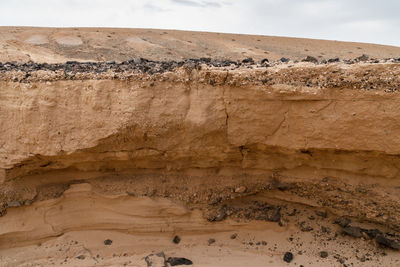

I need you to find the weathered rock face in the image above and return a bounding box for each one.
[1,28,400,266]
[2,62,400,180]
[1,61,400,236]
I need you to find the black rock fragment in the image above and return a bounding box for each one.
[356,54,369,62]
[320,251,328,258]
[375,235,400,250]
[167,257,193,266]
[328,58,340,63]
[363,228,383,239]
[173,235,181,244]
[302,56,318,63]
[104,239,112,245]
[334,217,351,227]
[267,207,281,222]
[283,252,293,263]
[200,57,211,63]
[242,57,254,64]
[280,57,290,63]
[342,226,363,238]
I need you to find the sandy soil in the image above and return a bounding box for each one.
[0,27,399,63]
[1,183,399,267]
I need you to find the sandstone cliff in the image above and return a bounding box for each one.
[1,27,400,266]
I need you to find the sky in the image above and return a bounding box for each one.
[1,0,399,46]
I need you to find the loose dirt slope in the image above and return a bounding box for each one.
[1,27,400,267]
[1,26,400,63]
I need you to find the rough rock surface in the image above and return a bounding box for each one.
[1,27,400,266]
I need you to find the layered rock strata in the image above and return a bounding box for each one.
[1,59,400,256]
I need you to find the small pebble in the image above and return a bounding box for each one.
[283,252,293,263]
[173,235,181,244]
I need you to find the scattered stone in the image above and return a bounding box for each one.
[262,241,267,246]
[283,252,293,263]
[267,207,281,222]
[320,251,329,258]
[208,238,215,245]
[333,254,347,264]
[302,56,318,63]
[375,235,400,250]
[299,221,313,232]
[234,186,247,193]
[230,233,237,239]
[342,226,363,238]
[167,257,193,266]
[316,210,327,218]
[173,235,181,244]
[200,57,211,63]
[334,217,351,227]
[242,57,254,64]
[280,57,290,63]
[104,239,113,245]
[145,252,167,267]
[328,58,340,63]
[207,208,227,222]
[363,228,383,239]
[260,58,269,64]
[356,54,369,61]
[76,255,85,260]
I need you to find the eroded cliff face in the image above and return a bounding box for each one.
[2,57,400,266]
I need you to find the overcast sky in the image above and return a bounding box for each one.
[1,0,399,46]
